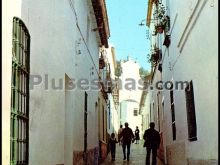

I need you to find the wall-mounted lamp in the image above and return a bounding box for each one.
[138,19,146,26]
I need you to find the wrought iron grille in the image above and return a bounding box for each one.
[11,17,30,165]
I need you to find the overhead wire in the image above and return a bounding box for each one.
[68,0,99,76]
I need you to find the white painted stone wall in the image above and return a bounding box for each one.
[141,91,151,136]
[119,57,143,103]
[148,0,218,163]
[118,58,143,135]
[3,0,102,164]
[2,0,22,163]
[105,44,120,136]
[120,101,142,135]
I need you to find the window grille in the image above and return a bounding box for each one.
[185,81,197,141]
[133,109,138,116]
[170,87,176,140]
[11,17,30,165]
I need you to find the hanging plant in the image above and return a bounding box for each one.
[99,56,105,69]
[157,7,165,20]
[163,15,170,33]
[148,48,162,66]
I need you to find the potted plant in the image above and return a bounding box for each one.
[99,56,105,69]
[155,24,165,33]
[148,48,162,66]
[162,15,170,33]
[157,7,165,20]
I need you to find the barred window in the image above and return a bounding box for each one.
[11,17,30,165]
[170,83,176,141]
[185,81,197,141]
[84,92,88,152]
[133,109,138,116]
[157,93,160,132]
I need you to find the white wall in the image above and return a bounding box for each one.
[107,95,119,135]
[118,58,143,136]
[119,58,143,103]
[165,0,218,161]
[141,92,151,135]
[105,44,120,136]
[3,0,102,164]
[120,101,142,135]
[149,0,218,163]
[2,0,22,164]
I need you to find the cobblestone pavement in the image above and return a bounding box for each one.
[101,141,164,165]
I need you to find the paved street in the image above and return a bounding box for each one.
[101,141,164,165]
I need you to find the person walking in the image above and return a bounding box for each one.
[108,133,118,161]
[135,126,140,144]
[118,122,135,161]
[118,125,123,146]
[143,122,161,165]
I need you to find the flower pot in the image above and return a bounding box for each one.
[99,58,105,69]
[156,26,164,33]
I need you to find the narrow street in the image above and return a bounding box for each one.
[2,0,218,164]
[101,140,164,165]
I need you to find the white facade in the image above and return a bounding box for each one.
[139,75,153,137]
[119,57,143,103]
[3,0,109,164]
[104,45,120,135]
[120,100,142,133]
[119,58,143,135]
[146,0,218,164]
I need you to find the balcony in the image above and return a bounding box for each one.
[99,64,112,100]
[112,78,119,109]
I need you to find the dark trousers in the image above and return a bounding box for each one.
[122,142,131,159]
[146,147,157,165]
[111,148,116,159]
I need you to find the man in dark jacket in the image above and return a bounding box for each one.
[143,122,160,165]
[118,122,134,161]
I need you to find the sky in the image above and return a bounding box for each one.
[106,0,151,71]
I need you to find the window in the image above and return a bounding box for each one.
[157,93,160,132]
[185,81,197,141]
[102,106,105,141]
[133,109,138,116]
[170,83,176,140]
[84,92,88,152]
[162,99,164,120]
[108,101,110,130]
[11,17,30,165]
[153,102,155,122]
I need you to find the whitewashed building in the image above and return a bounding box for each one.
[2,0,110,164]
[145,0,218,164]
[139,74,152,136]
[119,57,143,134]
[104,45,120,135]
[97,44,120,161]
